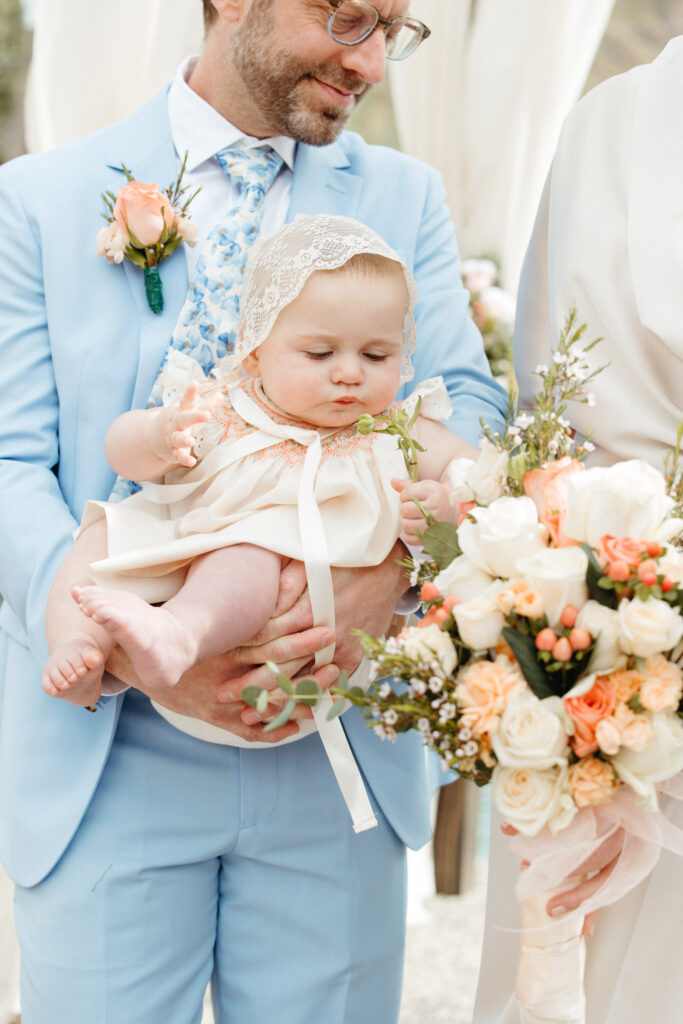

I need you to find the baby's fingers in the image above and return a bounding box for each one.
[180,381,200,409]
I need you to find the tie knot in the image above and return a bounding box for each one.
[215,146,284,196]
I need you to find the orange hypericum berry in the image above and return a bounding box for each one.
[560,605,579,629]
[569,628,592,651]
[434,608,449,624]
[552,637,573,661]
[644,541,663,558]
[420,582,440,602]
[661,577,674,593]
[535,628,557,652]
[607,560,631,582]
[442,595,460,611]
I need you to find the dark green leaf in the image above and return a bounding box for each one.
[502,627,557,699]
[419,521,461,570]
[582,543,618,609]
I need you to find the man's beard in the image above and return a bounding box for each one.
[232,6,371,146]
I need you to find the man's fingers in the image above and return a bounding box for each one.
[239,625,335,666]
[272,560,308,617]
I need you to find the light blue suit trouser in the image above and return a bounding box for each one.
[13,692,407,1024]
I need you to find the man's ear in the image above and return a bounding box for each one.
[210,0,250,25]
[242,351,260,377]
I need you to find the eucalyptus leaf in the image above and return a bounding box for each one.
[240,686,263,708]
[263,699,297,732]
[502,627,557,699]
[295,677,322,707]
[256,689,269,715]
[276,673,294,696]
[326,700,348,721]
[419,521,461,570]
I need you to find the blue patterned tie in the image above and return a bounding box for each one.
[112,146,283,500]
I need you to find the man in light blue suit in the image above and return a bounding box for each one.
[0,1,507,1020]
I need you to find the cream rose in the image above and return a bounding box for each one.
[452,581,506,650]
[491,691,571,770]
[492,763,577,836]
[574,600,623,673]
[113,180,176,247]
[458,496,548,579]
[640,655,683,712]
[617,596,683,658]
[563,460,672,546]
[399,623,457,676]
[434,555,495,603]
[612,712,683,810]
[445,440,510,507]
[455,656,525,738]
[658,545,683,585]
[567,758,618,808]
[516,546,589,627]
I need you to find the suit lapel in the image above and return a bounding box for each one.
[288,140,363,220]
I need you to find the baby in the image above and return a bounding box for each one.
[42,215,478,710]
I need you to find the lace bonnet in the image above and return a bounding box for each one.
[225,214,418,383]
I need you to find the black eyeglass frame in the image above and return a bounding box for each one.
[326,0,431,59]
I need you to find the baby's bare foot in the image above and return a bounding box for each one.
[42,633,105,705]
[73,585,197,688]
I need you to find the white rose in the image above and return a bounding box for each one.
[564,460,672,546]
[443,441,509,507]
[434,555,495,603]
[458,496,548,579]
[452,582,506,650]
[516,546,589,627]
[399,623,457,676]
[461,257,497,293]
[575,600,624,672]
[480,285,516,325]
[659,545,683,585]
[491,691,571,770]
[492,763,577,836]
[612,712,683,810]
[617,596,683,658]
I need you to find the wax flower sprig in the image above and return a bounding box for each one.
[96,151,200,314]
[356,396,424,482]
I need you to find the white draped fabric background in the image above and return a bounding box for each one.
[23,0,204,153]
[389,0,615,290]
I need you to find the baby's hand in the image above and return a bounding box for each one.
[162,382,218,468]
[391,478,453,546]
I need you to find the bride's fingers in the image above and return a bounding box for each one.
[546,854,619,917]
[500,822,518,836]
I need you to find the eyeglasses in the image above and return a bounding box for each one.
[327,1,431,61]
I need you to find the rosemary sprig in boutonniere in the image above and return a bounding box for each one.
[96,151,200,314]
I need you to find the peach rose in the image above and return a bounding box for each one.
[640,655,683,712]
[595,703,654,755]
[114,180,175,247]
[597,535,645,570]
[564,674,617,757]
[455,656,525,738]
[523,456,584,547]
[568,757,618,807]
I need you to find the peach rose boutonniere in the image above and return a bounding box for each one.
[97,152,199,314]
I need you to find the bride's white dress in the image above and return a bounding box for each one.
[473,36,683,1024]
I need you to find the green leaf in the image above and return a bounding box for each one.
[256,690,269,714]
[277,673,294,696]
[263,698,297,732]
[419,521,461,570]
[326,699,348,721]
[295,677,322,707]
[582,543,618,608]
[502,627,557,699]
[240,685,263,708]
[349,686,369,701]
[123,246,148,269]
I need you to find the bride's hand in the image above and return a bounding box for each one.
[501,821,624,936]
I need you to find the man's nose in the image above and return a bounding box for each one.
[338,28,387,85]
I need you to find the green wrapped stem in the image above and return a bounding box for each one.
[144,265,164,314]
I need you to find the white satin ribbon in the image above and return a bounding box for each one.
[230,387,378,834]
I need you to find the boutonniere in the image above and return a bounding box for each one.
[96,152,199,314]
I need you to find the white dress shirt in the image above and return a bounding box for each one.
[167,58,297,276]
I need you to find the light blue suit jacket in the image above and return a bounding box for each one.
[0,88,507,886]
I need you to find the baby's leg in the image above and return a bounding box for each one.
[74,544,281,689]
[43,519,115,705]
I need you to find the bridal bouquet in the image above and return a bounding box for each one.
[348,314,683,843]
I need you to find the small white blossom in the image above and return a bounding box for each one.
[535,364,548,375]
[383,708,399,726]
[458,726,473,741]
[464,740,479,757]
[378,682,393,700]
[429,676,444,694]
[455,747,465,758]
[585,393,596,407]
[583,440,595,452]
[373,724,387,740]
[384,727,398,743]
[417,717,431,733]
